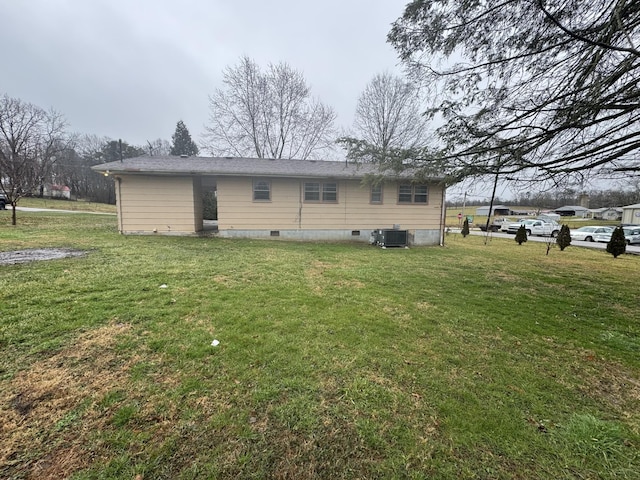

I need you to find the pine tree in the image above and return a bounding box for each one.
[461,218,470,237]
[170,120,199,156]
[606,226,627,258]
[556,224,572,251]
[515,225,528,245]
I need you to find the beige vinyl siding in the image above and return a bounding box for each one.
[217,176,443,230]
[218,177,302,229]
[117,175,199,233]
[192,177,204,231]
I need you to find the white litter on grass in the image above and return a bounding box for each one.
[159,284,168,289]
[211,339,220,347]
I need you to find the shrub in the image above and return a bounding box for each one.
[606,226,626,258]
[515,224,528,245]
[461,218,470,237]
[203,190,217,220]
[557,224,572,251]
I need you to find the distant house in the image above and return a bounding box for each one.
[91,156,447,246]
[590,207,622,221]
[475,205,510,216]
[554,205,590,217]
[43,184,71,199]
[621,203,640,225]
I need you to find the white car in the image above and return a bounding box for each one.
[570,226,613,242]
[594,226,640,245]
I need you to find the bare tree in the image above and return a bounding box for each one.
[352,72,429,154]
[202,56,337,159]
[0,94,68,224]
[53,134,114,203]
[51,135,146,204]
[387,0,640,185]
[147,138,172,156]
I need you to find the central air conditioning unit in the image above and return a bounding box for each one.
[372,228,408,248]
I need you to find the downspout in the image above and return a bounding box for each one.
[298,181,303,229]
[439,183,447,247]
[115,176,124,234]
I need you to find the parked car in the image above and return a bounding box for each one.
[594,226,640,245]
[506,219,560,237]
[570,226,613,242]
[478,217,512,232]
[0,193,6,210]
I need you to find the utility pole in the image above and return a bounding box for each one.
[484,170,500,245]
[461,191,467,220]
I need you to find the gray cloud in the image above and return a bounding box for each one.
[0,0,407,150]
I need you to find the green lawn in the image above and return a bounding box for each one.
[1,212,639,479]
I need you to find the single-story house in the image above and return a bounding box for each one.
[589,207,622,221]
[621,203,640,225]
[91,156,447,246]
[554,205,590,217]
[475,205,511,216]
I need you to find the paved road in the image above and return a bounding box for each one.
[449,228,640,255]
[9,206,115,215]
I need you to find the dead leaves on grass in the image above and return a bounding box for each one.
[0,322,145,479]
[553,348,640,433]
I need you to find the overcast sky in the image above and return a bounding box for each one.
[0,0,409,153]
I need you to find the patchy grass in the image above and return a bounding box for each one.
[1,212,639,479]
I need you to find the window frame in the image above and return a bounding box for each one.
[370,184,383,204]
[252,179,272,202]
[322,182,337,202]
[397,183,429,204]
[303,181,338,203]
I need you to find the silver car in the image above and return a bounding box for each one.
[570,226,614,242]
[594,227,640,245]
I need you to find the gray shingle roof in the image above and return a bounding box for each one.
[91,155,442,180]
[554,205,590,211]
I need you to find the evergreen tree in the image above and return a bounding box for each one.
[170,120,199,156]
[606,226,627,258]
[461,218,470,237]
[515,225,528,245]
[556,224,572,251]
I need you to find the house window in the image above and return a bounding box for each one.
[323,183,337,202]
[398,184,428,204]
[370,184,383,204]
[304,182,320,201]
[253,179,271,201]
[304,182,338,203]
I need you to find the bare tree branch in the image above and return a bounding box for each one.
[0,94,69,224]
[388,0,640,184]
[201,56,337,160]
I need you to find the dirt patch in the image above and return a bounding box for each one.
[556,349,640,433]
[0,322,143,479]
[0,248,87,265]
